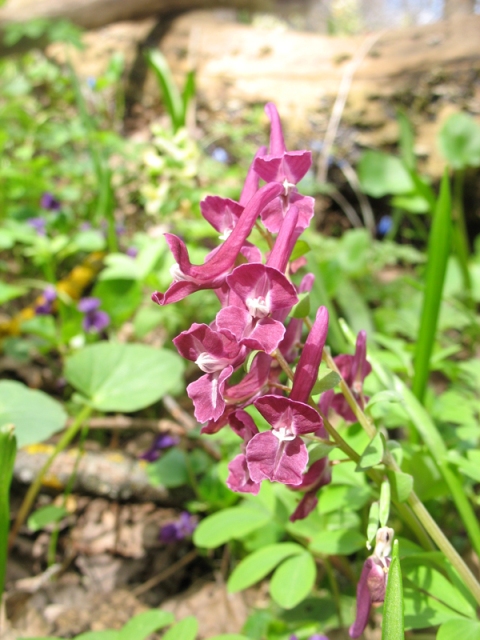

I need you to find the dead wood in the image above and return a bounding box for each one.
[14,447,169,502]
[0,0,272,31]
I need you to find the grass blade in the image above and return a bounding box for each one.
[412,170,451,403]
[146,49,183,132]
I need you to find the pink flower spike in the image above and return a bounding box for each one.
[187,365,233,423]
[227,263,298,318]
[265,103,286,155]
[223,352,272,403]
[216,305,286,355]
[290,306,329,404]
[266,205,299,273]
[255,103,312,185]
[289,458,332,522]
[260,191,314,234]
[173,323,243,369]
[229,410,259,444]
[152,181,283,305]
[239,146,267,206]
[254,395,323,438]
[246,430,308,485]
[227,454,261,494]
[200,196,243,238]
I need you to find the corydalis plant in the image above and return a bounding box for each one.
[152,103,370,520]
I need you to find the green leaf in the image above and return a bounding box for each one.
[356,432,384,471]
[365,390,403,410]
[290,239,311,261]
[397,109,415,170]
[357,150,414,197]
[162,616,198,640]
[64,343,184,412]
[318,485,371,515]
[437,620,480,640]
[119,609,174,640]
[403,588,467,629]
[209,636,251,640]
[193,506,270,549]
[386,470,413,503]
[311,370,341,395]
[146,50,184,132]
[75,632,120,640]
[0,282,27,304]
[438,112,480,169]
[0,380,66,448]
[28,505,68,532]
[367,501,379,545]
[412,171,451,403]
[404,564,475,619]
[270,551,316,609]
[309,529,365,555]
[290,292,310,318]
[0,424,16,597]
[382,540,404,640]
[379,479,391,527]
[227,542,304,593]
[146,449,188,488]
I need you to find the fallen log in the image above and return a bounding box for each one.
[0,0,273,31]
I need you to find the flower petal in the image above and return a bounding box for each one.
[246,431,308,485]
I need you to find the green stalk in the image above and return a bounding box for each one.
[0,425,16,599]
[452,169,471,294]
[412,171,452,405]
[8,405,92,550]
[47,424,89,566]
[301,320,480,605]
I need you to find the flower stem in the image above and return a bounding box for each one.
[8,404,92,550]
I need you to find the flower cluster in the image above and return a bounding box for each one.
[152,103,370,521]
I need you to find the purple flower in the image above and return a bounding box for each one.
[246,396,323,485]
[159,512,197,544]
[40,192,61,211]
[253,103,314,234]
[328,331,372,422]
[216,263,298,354]
[290,635,329,640]
[151,181,283,306]
[140,433,180,462]
[290,306,329,406]
[289,458,331,522]
[350,527,394,639]
[78,297,110,333]
[27,217,46,236]
[126,246,139,258]
[35,286,57,315]
[173,323,245,422]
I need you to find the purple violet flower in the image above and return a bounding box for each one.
[140,433,180,462]
[78,297,110,333]
[350,527,394,639]
[40,192,61,211]
[27,217,47,236]
[159,512,197,544]
[35,286,57,316]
